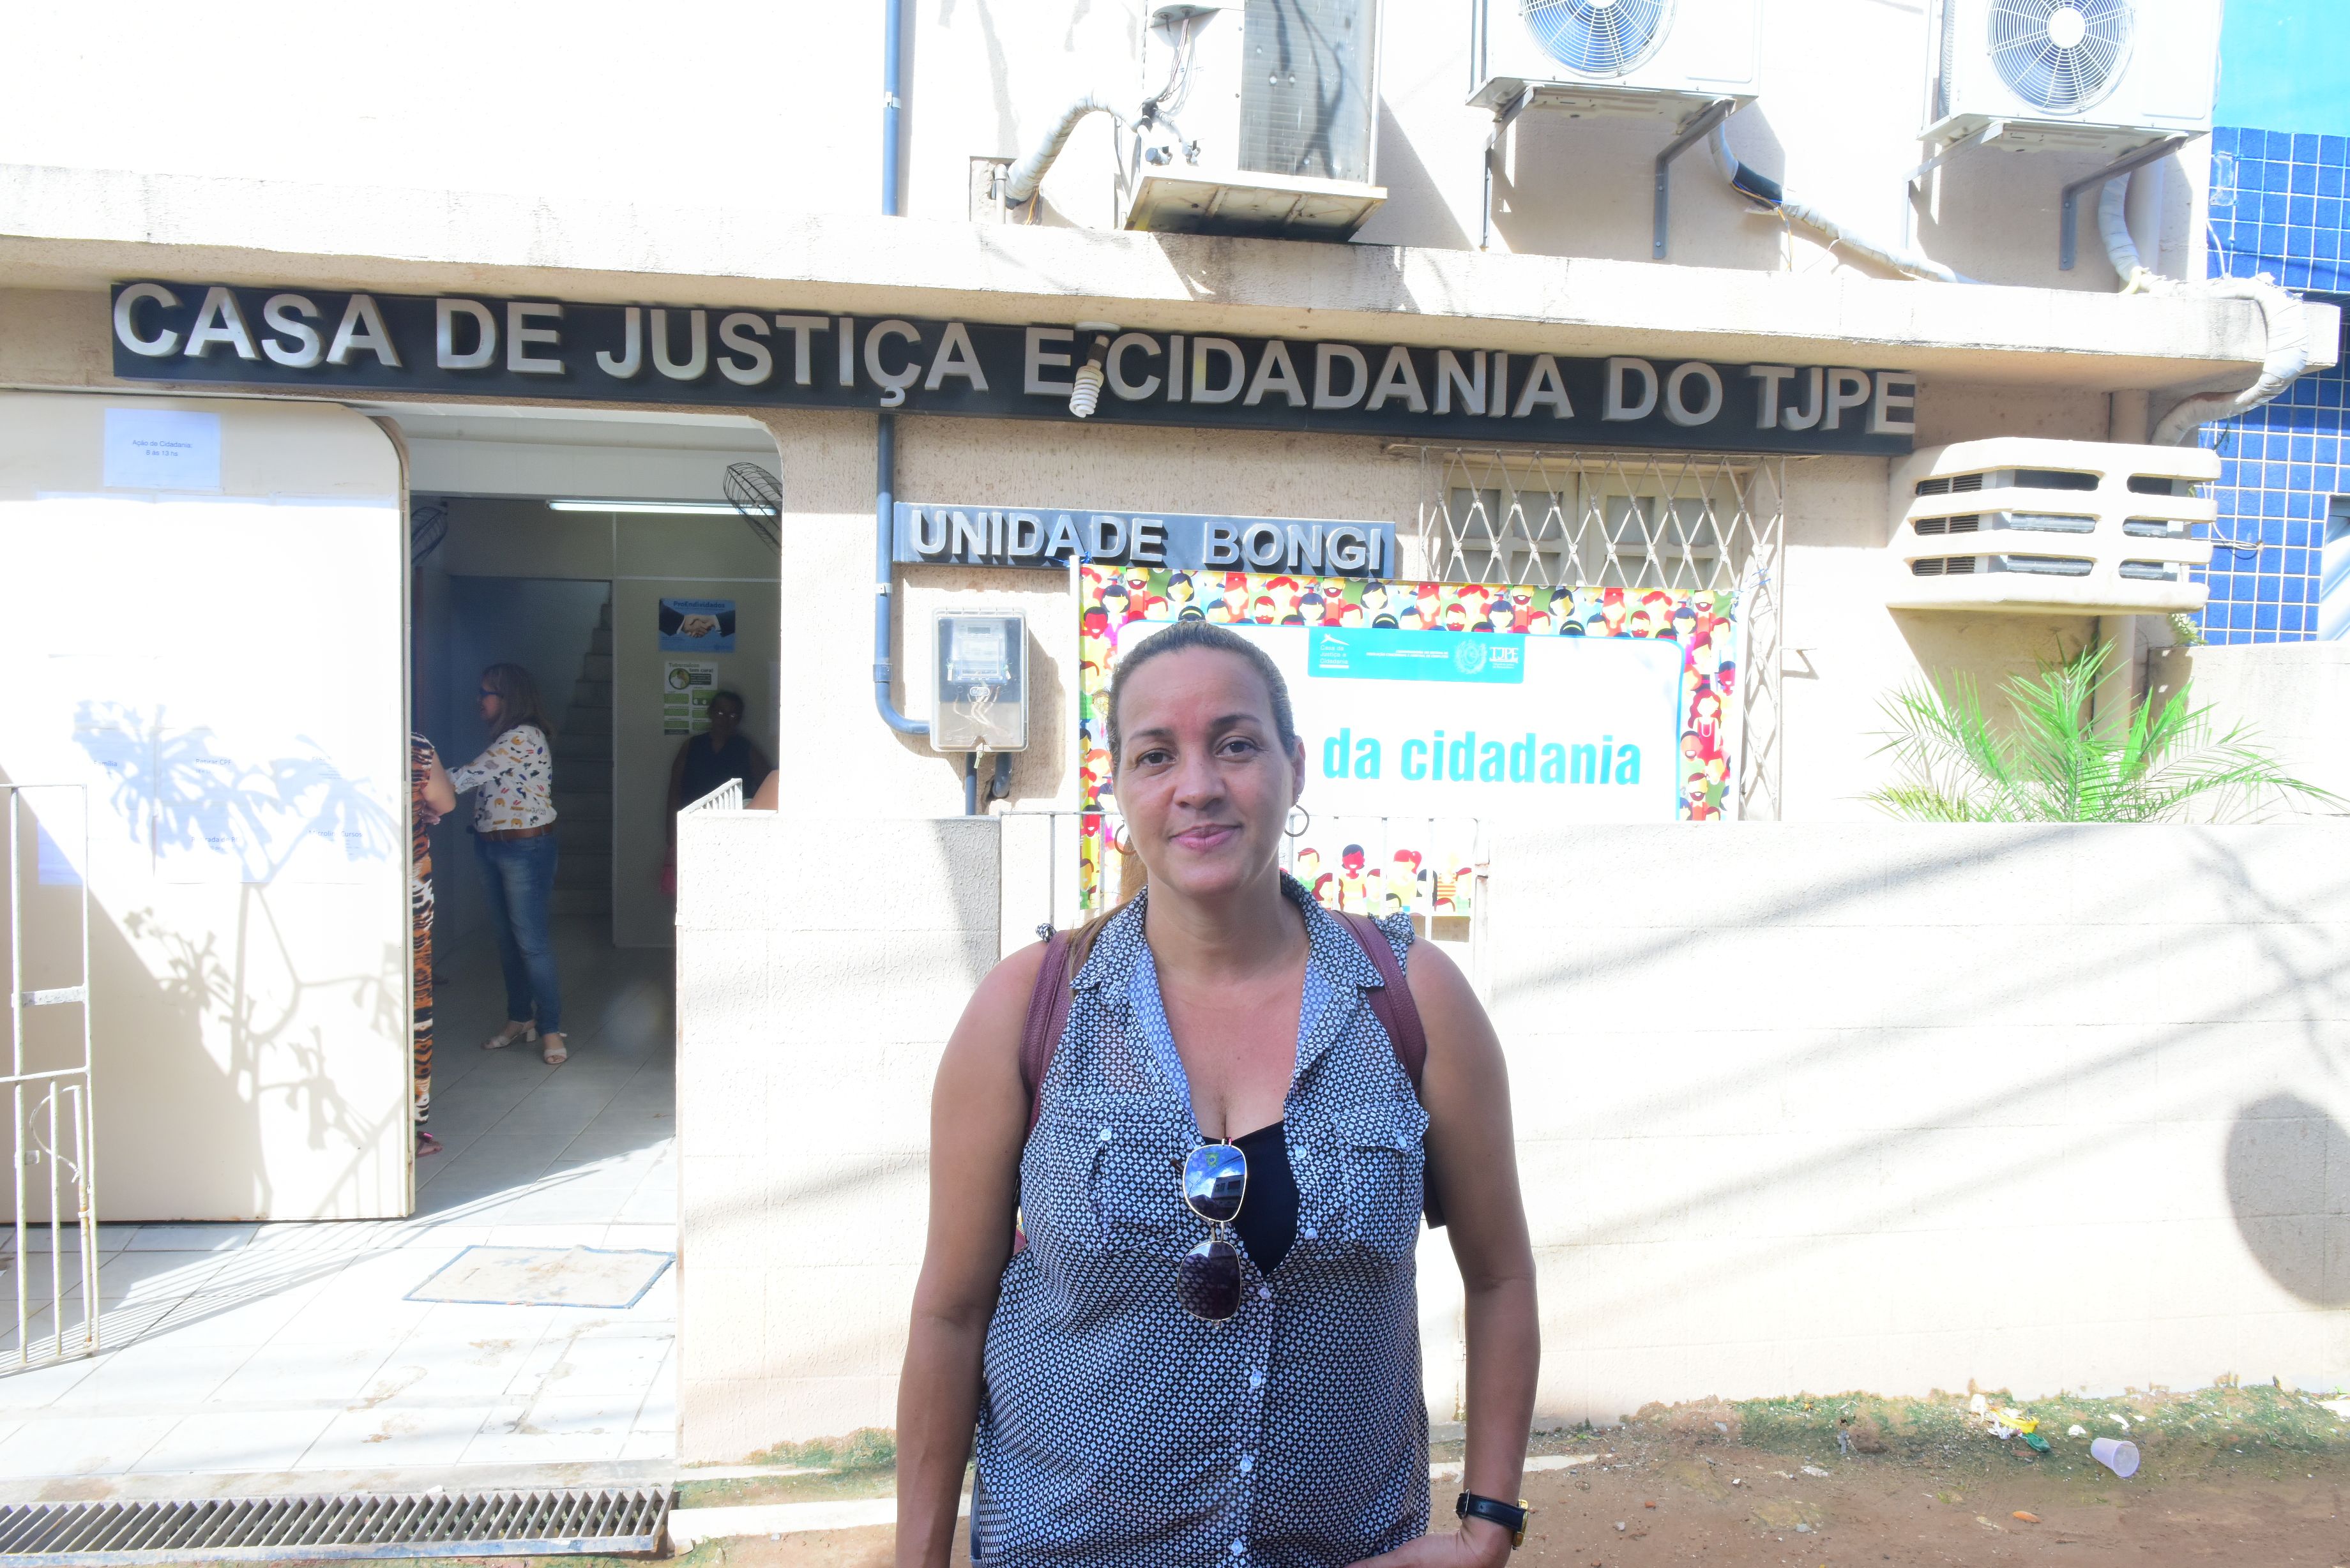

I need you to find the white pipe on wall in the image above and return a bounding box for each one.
[2151,277,2313,446]
[1001,94,1128,206]
[1708,128,1971,285]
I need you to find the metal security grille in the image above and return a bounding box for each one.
[0,1488,671,1563]
[2,784,100,1368]
[1398,445,1789,820]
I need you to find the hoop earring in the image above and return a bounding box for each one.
[1284,805,1311,838]
[1112,822,1133,855]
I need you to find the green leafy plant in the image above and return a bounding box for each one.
[1867,642,2337,824]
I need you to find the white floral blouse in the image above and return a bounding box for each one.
[450,725,557,833]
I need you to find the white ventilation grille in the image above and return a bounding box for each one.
[1987,0,2133,115]
[1889,437,2215,614]
[1520,0,1674,77]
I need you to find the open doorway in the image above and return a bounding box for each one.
[388,403,780,1223]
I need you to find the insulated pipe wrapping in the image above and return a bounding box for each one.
[2098,177,2154,292]
[1002,94,1126,206]
[1708,128,1969,285]
[2151,278,2312,445]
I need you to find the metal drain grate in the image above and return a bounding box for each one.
[0,1487,671,1563]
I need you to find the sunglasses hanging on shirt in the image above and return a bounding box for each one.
[1176,1142,1247,1322]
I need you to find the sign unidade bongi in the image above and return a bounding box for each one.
[893,503,1399,574]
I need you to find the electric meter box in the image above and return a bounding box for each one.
[930,612,1029,753]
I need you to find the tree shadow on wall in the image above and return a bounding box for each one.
[66,702,406,1221]
[2225,1094,2350,1309]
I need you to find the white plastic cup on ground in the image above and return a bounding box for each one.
[2089,1436,2140,1478]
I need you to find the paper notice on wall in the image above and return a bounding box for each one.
[663,661,719,734]
[103,407,221,492]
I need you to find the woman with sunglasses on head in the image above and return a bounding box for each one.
[449,663,566,1066]
[898,622,1539,1568]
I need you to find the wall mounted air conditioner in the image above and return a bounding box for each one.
[1886,437,2219,615]
[1468,0,1760,117]
[1127,1,1388,240]
[1924,0,2218,155]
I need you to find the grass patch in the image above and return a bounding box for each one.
[1709,1383,2350,1483]
[674,1428,904,1509]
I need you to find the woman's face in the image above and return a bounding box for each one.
[477,675,503,728]
[1112,648,1302,905]
[708,698,743,744]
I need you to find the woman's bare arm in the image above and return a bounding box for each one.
[894,942,1045,1568]
[421,751,457,817]
[1360,941,1539,1568]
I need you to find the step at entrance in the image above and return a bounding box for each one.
[0,1487,670,1562]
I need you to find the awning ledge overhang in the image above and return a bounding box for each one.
[0,161,2330,396]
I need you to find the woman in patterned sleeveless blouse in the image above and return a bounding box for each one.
[899,623,1539,1568]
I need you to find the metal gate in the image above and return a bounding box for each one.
[1396,444,1790,821]
[1,784,100,1367]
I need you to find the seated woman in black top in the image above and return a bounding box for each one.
[667,690,773,820]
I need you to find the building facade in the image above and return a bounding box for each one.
[3,0,2347,1454]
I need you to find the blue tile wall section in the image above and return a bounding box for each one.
[2200,126,2350,643]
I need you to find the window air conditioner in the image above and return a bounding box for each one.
[1924,0,2218,155]
[1887,437,2218,615]
[1468,0,1760,117]
[1127,1,1388,241]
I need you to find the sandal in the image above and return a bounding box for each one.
[483,1021,537,1051]
[540,1033,568,1066]
[416,1129,443,1157]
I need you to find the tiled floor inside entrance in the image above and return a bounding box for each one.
[0,917,678,1491]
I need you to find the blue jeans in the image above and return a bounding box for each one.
[474,833,563,1036]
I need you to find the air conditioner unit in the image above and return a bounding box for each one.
[1924,0,2218,155]
[1468,0,1760,117]
[1126,1,1388,241]
[1886,437,2219,615]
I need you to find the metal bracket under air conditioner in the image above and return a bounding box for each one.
[1653,98,1739,259]
[1905,120,2193,271]
[1480,89,1745,258]
[2058,134,2188,271]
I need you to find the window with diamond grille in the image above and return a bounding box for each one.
[1400,445,1789,821]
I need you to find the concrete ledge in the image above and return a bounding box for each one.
[1,163,2331,391]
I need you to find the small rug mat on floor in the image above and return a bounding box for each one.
[408,1245,672,1308]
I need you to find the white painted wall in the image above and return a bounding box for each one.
[2146,641,2350,815]
[0,393,409,1221]
[676,810,2350,1456]
[1,2,2210,289]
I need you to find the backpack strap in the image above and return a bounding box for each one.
[1020,929,1078,1137]
[1337,912,1445,1229]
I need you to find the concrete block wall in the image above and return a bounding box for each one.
[1483,822,2350,1425]
[675,811,1002,1459]
[676,813,2350,1458]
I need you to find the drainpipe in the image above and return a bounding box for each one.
[873,0,929,738]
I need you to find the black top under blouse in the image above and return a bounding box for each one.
[1229,1120,1299,1273]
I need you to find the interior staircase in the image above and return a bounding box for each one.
[550,595,613,920]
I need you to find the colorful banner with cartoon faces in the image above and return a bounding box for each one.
[1076,568,1739,915]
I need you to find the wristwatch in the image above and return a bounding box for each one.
[1455,1493,1530,1549]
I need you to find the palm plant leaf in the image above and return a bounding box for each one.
[1868,641,2340,825]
